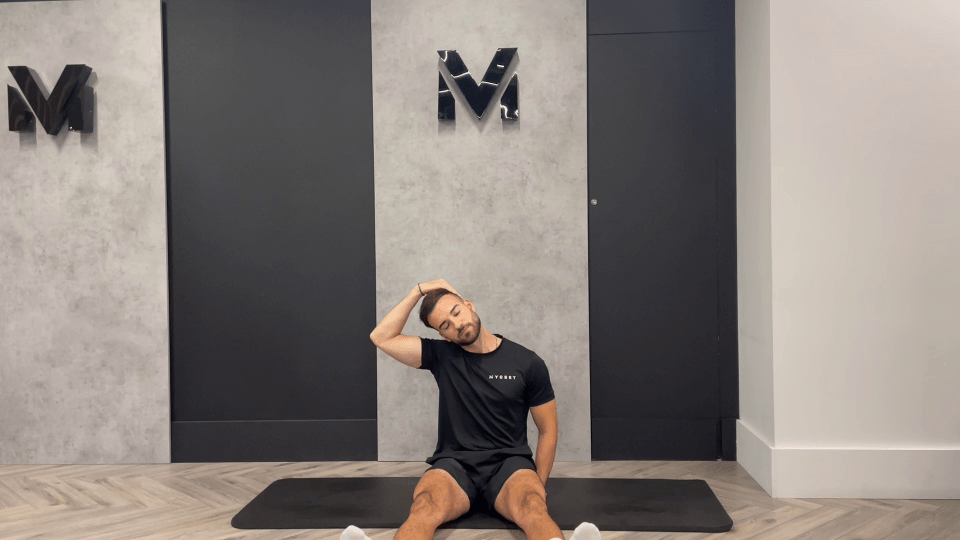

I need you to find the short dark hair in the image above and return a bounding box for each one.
[419,288,462,330]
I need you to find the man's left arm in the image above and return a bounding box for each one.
[530,399,558,486]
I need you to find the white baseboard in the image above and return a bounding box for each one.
[736,419,773,495]
[737,420,960,499]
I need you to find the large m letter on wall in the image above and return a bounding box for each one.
[438,48,518,121]
[7,65,93,134]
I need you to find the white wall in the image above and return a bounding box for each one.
[734,0,775,495]
[737,0,960,498]
[0,0,169,464]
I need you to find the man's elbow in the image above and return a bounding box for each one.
[538,429,559,442]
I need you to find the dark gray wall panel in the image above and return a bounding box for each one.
[588,0,720,35]
[715,1,739,430]
[172,420,376,462]
[164,0,375,460]
[588,1,737,461]
[589,30,718,422]
[592,419,718,461]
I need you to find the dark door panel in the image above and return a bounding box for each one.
[164,0,376,461]
[588,30,721,459]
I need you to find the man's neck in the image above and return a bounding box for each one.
[462,327,499,354]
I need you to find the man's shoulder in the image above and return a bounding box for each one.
[499,337,544,365]
[421,337,459,356]
[502,336,533,354]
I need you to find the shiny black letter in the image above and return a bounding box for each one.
[8,85,33,132]
[437,49,517,121]
[8,65,93,135]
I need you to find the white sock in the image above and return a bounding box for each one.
[568,522,601,540]
[340,525,372,540]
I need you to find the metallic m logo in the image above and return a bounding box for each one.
[7,65,94,134]
[437,48,518,121]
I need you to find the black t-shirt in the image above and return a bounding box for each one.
[419,334,555,464]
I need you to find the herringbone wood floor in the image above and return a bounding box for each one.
[0,461,957,540]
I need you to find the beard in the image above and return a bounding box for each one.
[454,315,482,346]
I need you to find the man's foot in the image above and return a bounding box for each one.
[569,522,601,540]
[341,525,372,540]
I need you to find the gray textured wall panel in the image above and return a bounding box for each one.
[0,0,169,463]
[372,0,589,461]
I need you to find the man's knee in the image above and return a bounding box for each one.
[409,489,455,524]
[410,491,441,518]
[496,470,549,523]
[513,489,549,522]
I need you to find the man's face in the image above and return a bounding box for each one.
[429,294,482,346]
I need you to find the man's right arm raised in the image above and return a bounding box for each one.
[369,285,424,368]
[370,280,458,368]
[370,279,460,368]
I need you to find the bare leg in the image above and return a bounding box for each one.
[494,470,564,540]
[394,469,471,540]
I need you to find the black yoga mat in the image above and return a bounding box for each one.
[232,477,733,533]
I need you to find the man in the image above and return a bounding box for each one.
[342,279,599,540]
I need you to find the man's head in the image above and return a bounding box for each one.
[419,288,482,346]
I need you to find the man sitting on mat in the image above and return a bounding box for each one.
[343,279,599,540]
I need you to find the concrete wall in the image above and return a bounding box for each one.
[0,0,169,463]
[736,0,960,498]
[371,0,590,461]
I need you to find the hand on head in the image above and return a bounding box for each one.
[419,278,461,299]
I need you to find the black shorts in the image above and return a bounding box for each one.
[427,454,537,510]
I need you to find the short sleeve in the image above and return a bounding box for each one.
[525,355,555,407]
[419,338,436,371]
